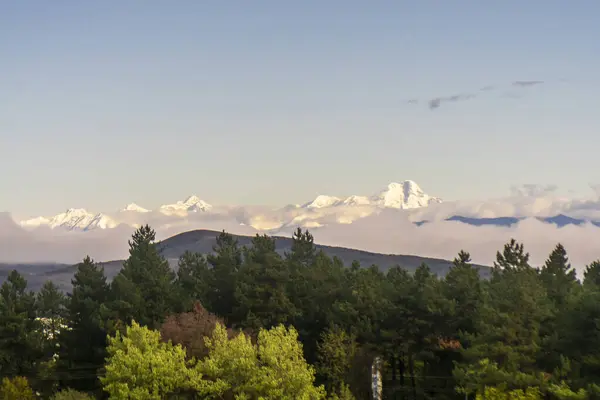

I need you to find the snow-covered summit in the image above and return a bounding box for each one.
[17,180,441,233]
[301,180,441,210]
[303,195,342,209]
[370,180,442,209]
[159,195,212,215]
[21,208,118,231]
[121,203,150,213]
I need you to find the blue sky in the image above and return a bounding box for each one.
[1,1,599,216]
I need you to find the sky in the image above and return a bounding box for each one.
[2,1,600,217]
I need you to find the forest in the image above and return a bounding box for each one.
[1,225,600,399]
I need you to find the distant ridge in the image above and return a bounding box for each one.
[414,214,600,228]
[0,229,490,292]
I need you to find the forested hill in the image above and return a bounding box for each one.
[0,229,489,292]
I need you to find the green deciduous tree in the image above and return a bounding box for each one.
[0,376,35,400]
[316,325,357,396]
[200,322,326,399]
[101,321,221,399]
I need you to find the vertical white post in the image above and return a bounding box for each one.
[371,356,383,400]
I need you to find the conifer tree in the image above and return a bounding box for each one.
[206,231,242,321]
[36,281,67,346]
[110,225,177,329]
[56,256,109,393]
[583,260,600,288]
[539,243,578,307]
[234,234,298,330]
[176,251,212,312]
[285,228,317,268]
[0,271,43,378]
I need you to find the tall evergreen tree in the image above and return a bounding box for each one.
[285,228,317,268]
[56,256,109,393]
[110,225,177,329]
[0,271,43,378]
[493,238,530,272]
[458,240,551,391]
[176,251,212,312]
[206,231,242,321]
[36,281,67,345]
[539,243,578,307]
[583,260,600,289]
[234,234,298,330]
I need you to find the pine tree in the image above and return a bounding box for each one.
[493,238,530,272]
[36,281,67,346]
[285,228,317,268]
[0,271,43,378]
[110,225,177,329]
[56,256,109,393]
[583,260,600,288]
[176,251,212,312]
[539,243,578,306]
[206,231,242,321]
[234,234,298,330]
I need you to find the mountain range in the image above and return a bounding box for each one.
[13,179,600,234]
[18,180,442,232]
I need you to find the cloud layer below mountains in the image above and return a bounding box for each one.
[4,185,600,276]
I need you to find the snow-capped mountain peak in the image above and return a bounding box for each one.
[121,203,150,213]
[159,195,212,215]
[371,180,442,209]
[17,180,441,233]
[22,208,118,231]
[303,195,342,209]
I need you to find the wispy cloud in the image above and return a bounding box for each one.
[512,80,544,87]
[413,79,548,110]
[428,93,476,110]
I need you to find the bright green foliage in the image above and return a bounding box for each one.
[475,386,542,400]
[51,388,94,399]
[328,383,355,400]
[101,321,222,399]
[454,358,541,396]
[200,322,326,399]
[0,376,35,400]
[0,270,43,377]
[56,256,109,393]
[547,381,588,400]
[110,225,178,329]
[316,326,357,396]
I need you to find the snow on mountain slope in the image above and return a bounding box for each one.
[370,181,442,209]
[21,209,118,231]
[17,180,440,232]
[121,203,150,213]
[302,195,342,209]
[159,195,212,215]
[301,180,440,210]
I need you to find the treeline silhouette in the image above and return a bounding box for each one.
[1,225,600,399]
